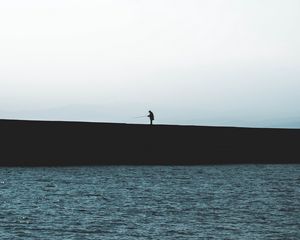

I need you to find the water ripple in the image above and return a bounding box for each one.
[0,165,299,239]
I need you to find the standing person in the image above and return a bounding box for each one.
[148,111,154,125]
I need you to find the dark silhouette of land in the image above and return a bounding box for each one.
[0,119,299,166]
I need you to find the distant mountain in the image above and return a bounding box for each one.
[1,105,299,128]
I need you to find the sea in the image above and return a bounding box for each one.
[0,165,299,239]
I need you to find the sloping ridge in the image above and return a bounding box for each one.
[0,119,299,166]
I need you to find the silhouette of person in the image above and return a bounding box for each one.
[147,111,154,125]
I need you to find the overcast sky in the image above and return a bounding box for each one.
[1,0,300,127]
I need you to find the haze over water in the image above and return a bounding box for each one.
[1,165,299,239]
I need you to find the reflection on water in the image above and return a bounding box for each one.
[0,165,299,239]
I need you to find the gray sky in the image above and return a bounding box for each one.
[1,0,300,127]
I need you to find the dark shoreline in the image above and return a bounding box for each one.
[0,119,299,166]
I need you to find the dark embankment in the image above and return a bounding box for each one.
[0,119,300,166]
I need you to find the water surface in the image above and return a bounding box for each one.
[0,165,299,239]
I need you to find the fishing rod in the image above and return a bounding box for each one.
[133,115,148,118]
